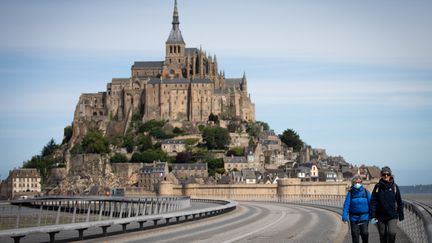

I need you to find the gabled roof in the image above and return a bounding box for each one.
[133,61,164,68]
[185,48,198,56]
[162,139,185,145]
[172,163,207,170]
[225,78,242,88]
[224,156,247,164]
[242,169,256,180]
[367,166,381,178]
[141,162,167,174]
[111,78,130,84]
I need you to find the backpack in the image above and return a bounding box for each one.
[373,183,397,195]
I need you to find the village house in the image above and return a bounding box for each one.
[1,168,41,200]
[172,163,208,180]
[161,139,186,156]
[224,156,249,171]
[139,161,169,191]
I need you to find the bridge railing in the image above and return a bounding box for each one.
[0,197,237,243]
[1,196,191,230]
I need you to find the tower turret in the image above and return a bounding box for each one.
[165,0,186,78]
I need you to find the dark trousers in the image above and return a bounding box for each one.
[377,219,397,243]
[350,220,369,243]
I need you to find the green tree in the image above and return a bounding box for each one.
[110,153,129,163]
[172,127,183,134]
[81,129,110,154]
[246,122,261,138]
[202,127,230,150]
[208,113,219,123]
[207,158,224,177]
[41,138,59,157]
[257,121,270,131]
[62,125,73,144]
[131,112,142,122]
[279,128,304,152]
[123,136,135,153]
[175,151,192,163]
[226,146,244,156]
[138,119,165,133]
[137,135,153,151]
[130,149,169,163]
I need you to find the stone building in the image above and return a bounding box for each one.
[139,162,169,191]
[172,163,208,180]
[161,139,186,156]
[71,0,255,144]
[1,168,41,200]
[224,156,249,171]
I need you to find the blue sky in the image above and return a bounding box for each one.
[0,0,431,185]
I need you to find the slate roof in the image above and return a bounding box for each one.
[111,78,130,84]
[185,48,198,56]
[191,78,213,84]
[242,169,256,180]
[172,163,207,170]
[162,139,185,145]
[141,162,167,174]
[166,27,185,44]
[367,166,381,178]
[133,61,164,68]
[225,78,242,88]
[224,156,247,164]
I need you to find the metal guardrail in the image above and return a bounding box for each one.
[0,197,237,243]
[400,200,432,243]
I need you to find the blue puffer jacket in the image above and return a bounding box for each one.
[342,185,371,222]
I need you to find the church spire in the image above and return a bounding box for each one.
[166,0,185,44]
[172,0,179,27]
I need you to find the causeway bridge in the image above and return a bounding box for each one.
[0,194,431,243]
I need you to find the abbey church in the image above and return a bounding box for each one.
[73,0,255,135]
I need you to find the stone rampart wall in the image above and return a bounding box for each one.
[159,178,379,199]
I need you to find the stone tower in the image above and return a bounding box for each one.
[164,0,186,79]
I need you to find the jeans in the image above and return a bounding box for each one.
[377,219,397,243]
[350,220,369,243]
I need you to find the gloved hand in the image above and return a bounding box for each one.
[370,218,378,224]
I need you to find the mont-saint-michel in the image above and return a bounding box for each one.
[1,1,431,242]
[1,0,385,199]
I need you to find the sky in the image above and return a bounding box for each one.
[0,0,431,186]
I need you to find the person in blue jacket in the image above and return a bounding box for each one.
[370,166,404,243]
[342,174,371,243]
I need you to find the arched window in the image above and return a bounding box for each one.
[170,46,173,53]
[93,112,97,116]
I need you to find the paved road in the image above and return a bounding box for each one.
[81,201,346,243]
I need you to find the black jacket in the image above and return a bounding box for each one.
[370,178,404,222]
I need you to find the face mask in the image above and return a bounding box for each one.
[354,183,362,189]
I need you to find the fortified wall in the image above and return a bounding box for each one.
[158,178,378,199]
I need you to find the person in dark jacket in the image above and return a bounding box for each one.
[370,166,404,243]
[342,174,371,243]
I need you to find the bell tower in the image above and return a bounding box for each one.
[164,0,186,79]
